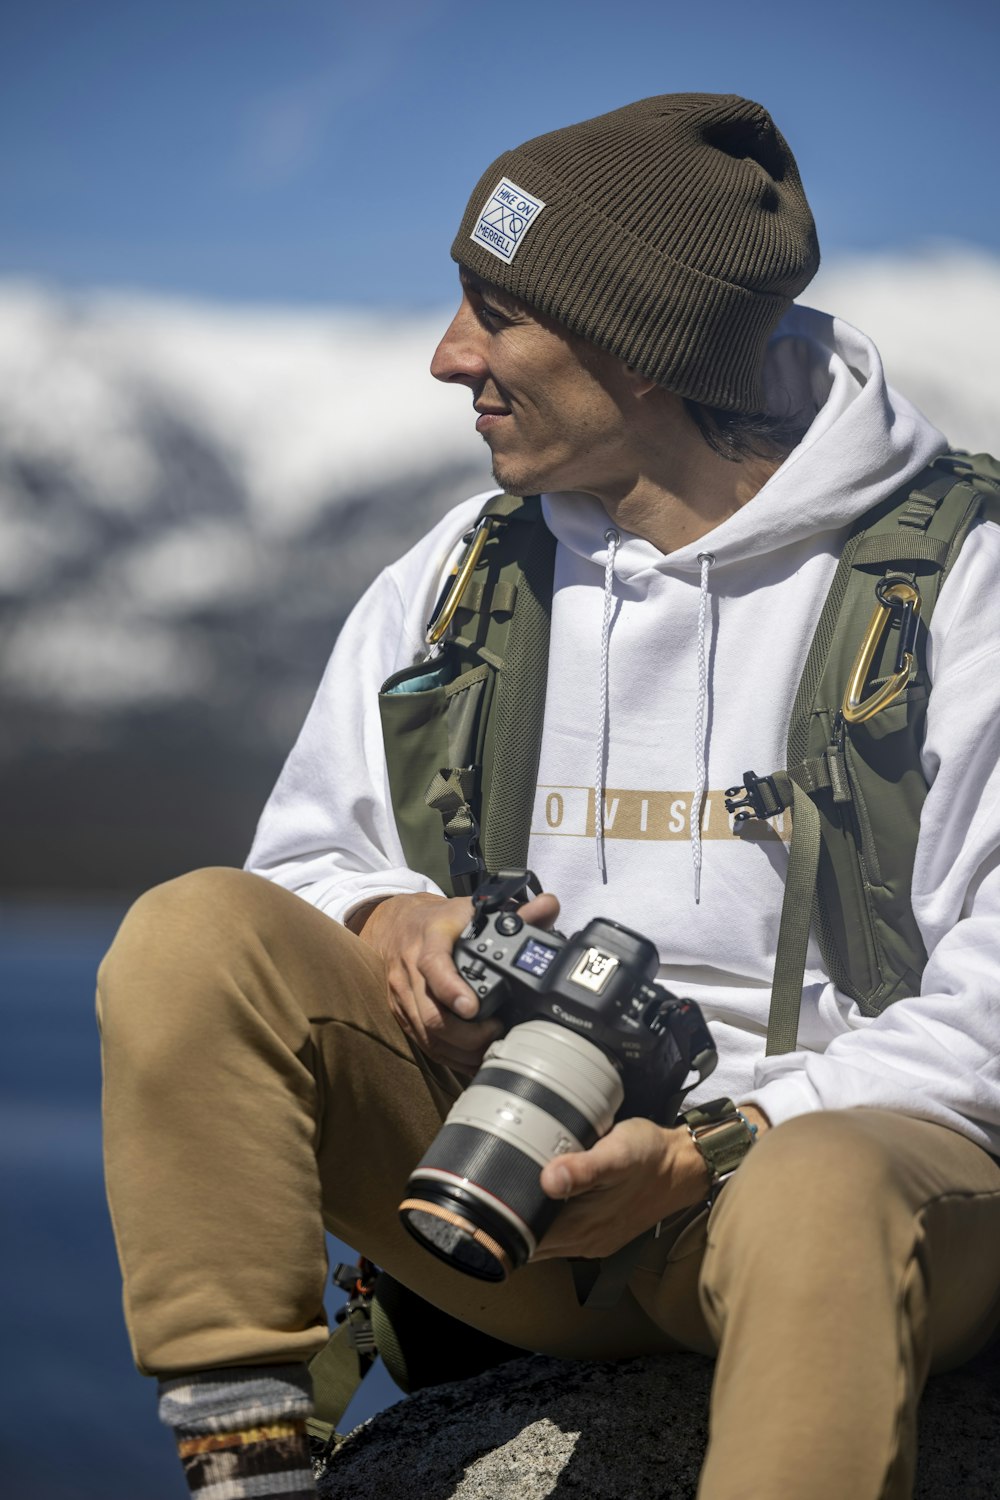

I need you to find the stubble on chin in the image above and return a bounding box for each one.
[489,452,540,498]
[490,457,515,493]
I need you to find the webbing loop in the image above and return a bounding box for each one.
[766,772,824,1055]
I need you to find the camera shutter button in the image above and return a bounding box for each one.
[495,914,523,937]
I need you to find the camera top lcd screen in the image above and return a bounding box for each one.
[513,937,558,979]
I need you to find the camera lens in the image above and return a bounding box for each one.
[399,1020,624,1280]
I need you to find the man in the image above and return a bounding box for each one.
[99,94,1000,1500]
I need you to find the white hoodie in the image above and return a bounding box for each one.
[247,305,1000,1155]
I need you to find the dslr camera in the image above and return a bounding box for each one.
[399,871,717,1282]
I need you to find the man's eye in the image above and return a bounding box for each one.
[478,302,507,329]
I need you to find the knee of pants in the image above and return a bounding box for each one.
[100,865,268,981]
[97,866,397,1091]
[96,867,331,1067]
[706,1110,918,1274]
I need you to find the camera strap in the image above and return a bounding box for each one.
[571,1230,653,1310]
[306,1258,379,1458]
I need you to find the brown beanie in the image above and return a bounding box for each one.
[451,93,820,413]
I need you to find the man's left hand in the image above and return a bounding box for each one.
[532,1105,769,1261]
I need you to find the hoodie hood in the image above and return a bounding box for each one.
[542,303,948,580]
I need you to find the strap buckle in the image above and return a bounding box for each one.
[332,1257,378,1332]
[724,770,787,827]
[447,825,485,887]
[425,767,488,894]
[332,1257,379,1363]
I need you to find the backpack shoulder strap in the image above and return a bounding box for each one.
[728,450,1000,1054]
[379,493,555,894]
[471,494,557,877]
[788,451,1000,768]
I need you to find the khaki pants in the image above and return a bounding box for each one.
[98,868,1000,1499]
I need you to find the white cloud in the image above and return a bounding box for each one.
[805,245,1000,453]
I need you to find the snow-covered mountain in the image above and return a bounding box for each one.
[806,247,998,452]
[0,283,490,725]
[2,248,997,722]
[0,250,996,890]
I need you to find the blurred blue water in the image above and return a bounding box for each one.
[0,902,402,1500]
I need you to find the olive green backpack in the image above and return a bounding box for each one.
[309,450,1000,1452]
[378,450,1000,1052]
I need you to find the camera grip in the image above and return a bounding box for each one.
[455,957,507,1020]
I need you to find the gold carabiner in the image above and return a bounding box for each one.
[425,516,494,646]
[841,580,921,724]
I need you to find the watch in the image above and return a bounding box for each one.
[680,1097,758,1196]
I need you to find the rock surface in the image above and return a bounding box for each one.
[319,1343,999,1500]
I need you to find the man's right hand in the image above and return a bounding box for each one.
[353,889,559,1074]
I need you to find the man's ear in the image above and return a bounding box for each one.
[621,364,660,399]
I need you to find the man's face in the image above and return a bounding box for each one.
[430,270,638,499]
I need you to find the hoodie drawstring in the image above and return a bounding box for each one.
[691,552,715,902]
[595,527,620,878]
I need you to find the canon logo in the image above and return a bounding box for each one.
[551,1004,594,1029]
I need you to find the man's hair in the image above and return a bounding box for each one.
[683,399,810,463]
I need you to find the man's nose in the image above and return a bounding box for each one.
[430,297,488,387]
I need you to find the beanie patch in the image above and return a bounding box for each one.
[470,177,546,266]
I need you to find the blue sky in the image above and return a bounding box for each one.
[2,0,997,307]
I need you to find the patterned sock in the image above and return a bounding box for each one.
[158,1364,316,1498]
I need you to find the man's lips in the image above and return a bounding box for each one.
[475,409,510,434]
